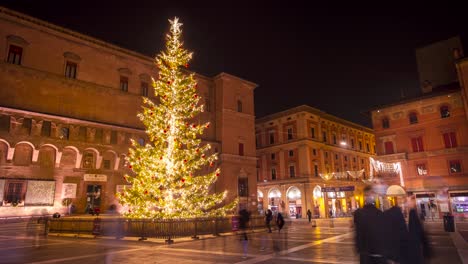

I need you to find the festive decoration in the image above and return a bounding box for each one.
[367,158,404,186]
[117,17,237,219]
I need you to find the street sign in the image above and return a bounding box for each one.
[322,186,355,192]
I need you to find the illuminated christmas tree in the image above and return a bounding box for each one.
[117,18,236,219]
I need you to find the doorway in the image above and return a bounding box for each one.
[86,184,102,212]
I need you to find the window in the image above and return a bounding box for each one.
[344,156,348,161]
[5,181,24,204]
[322,132,327,142]
[409,112,418,124]
[103,160,111,170]
[335,154,338,160]
[60,127,69,140]
[238,143,244,156]
[449,160,462,173]
[65,61,77,79]
[289,165,296,178]
[82,152,95,169]
[440,106,450,118]
[311,127,315,138]
[138,138,145,146]
[120,76,128,92]
[416,164,427,176]
[269,131,275,144]
[41,121,51,137]
[0,115,10,131]
[238,178,248,197]
[271,153,275,160]
[312,149,317,156]
[288,150,294,157]
[353,157,356,162]
[141,82,149,97]
[382,118,390,129]
[333,134,337,144]
[443,132,457,148]
[237,100,243,112]
[287,128,293,140]
[22,118,32,135]
[361,159,364,164]
[314,164,319,177]
[351,139,355,148]
[325,152,328,158]
[110,131,118,144]
[271,168,277,180]
[384,141,394,154]
[7,45,23,65]
[366,143,370,152]
[359,141,363,150]
[411,137,424,152]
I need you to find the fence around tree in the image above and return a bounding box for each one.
[48,215,266,243]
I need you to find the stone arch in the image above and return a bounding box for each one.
[268,188,281,198]
[60,146,78,168]
[286,186,302,200]
[13,142,34,166]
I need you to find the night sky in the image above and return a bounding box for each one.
[2,1,467,127]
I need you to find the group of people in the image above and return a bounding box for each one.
[353,185,432,264]
[264,209,285,233]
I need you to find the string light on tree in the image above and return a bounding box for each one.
[117,17,237,219]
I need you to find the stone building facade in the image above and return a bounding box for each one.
[256,105,375,218]
[370,58,468,219]
[0,7,257,217]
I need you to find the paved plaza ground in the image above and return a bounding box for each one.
[0,217,466,264]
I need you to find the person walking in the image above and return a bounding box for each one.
[276,212,285,233]
[307,209,312,223]
[238,209,250,259]
[405,195,432,264]
[265,209,273,233]
[383,204,409,264]
[353,185,386,264]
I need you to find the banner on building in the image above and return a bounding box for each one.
[25,180,55,206]
[62,183,77,199]
[84,174,107,182]
[322,186,355,192]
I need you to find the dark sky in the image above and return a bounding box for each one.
[2,1,467,127]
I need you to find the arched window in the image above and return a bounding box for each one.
[38,146,56,168]
[60,148,77,168]
[440,105,450,118]
[13,143,33,166]
[101,151,116,170]
[382,117,390,129]
[237,100,243,112]
[409,112,418,124]
[81,151,95,169]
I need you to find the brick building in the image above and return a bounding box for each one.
[370,40,468,219]
[0,7,257,217]
[256,105,375,218]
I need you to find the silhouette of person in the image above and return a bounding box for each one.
[276,212,285,233]
[307,209,312,223]
[265,209,273,233]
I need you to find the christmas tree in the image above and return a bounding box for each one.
[117,18,237,219]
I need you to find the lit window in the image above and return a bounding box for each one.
[82,152,95,169]
[5,181,24,204]
[7,45,22,65]
[440,106,450,118]
[120,76,128,92]
[416,164,427,176]
[409,112,418,124]
[238,178,248,197]
[449,160,462,173]
[65,61,77,79]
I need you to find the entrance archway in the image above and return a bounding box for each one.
[287,186,302,218]
[268,188,281,213]
[312,185,324,218]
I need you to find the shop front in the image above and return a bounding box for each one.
[287,186,302,218]
[450,191,468,219]
[268,188,281,213]
[257,190,264,215]
[322,186,357,218]
[414,192,439,220]
[312,185,324,218]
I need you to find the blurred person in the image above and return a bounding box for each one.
[276,212,285,232]
[353,185,386,264]
[238,209,250,259]
[383,200,409,264]
[406,195,432,264]
[265,209,273,233]
[307,209,312,223]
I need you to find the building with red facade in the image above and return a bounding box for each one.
[0,7,257,217]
